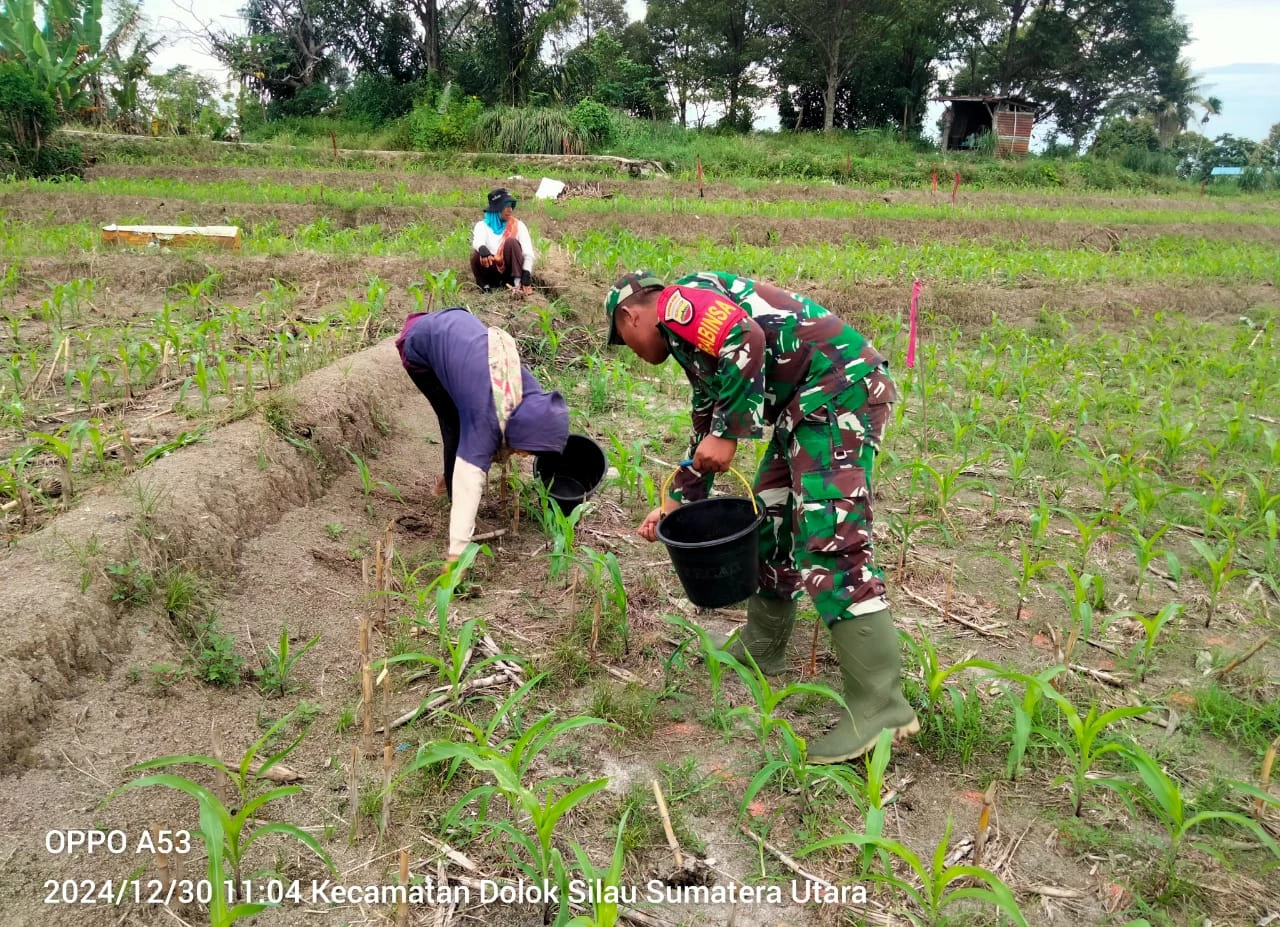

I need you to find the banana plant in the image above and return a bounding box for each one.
[0,0,111,114]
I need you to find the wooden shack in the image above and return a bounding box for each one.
[101,224,242,251]
[937,96,1038,156]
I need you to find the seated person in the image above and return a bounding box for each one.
[395,306,568,559]
[470,188,534,296]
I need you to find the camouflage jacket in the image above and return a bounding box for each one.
[659,272,890,502]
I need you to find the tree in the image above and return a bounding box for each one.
[552,0,626,52]
[776,0,951,133]
[646,0,714,127]
[948,0,1187,146]
[703,0,768,130]
[558,30,666,117]
[210,0,340,110]
[148,65,229,136]
[769,0,899,132]
[487,0,575,104]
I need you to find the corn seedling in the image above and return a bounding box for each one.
[909,460,988,535]
[1128,524,1178,602]
[1000,666,1067,781]
[255,624,320,696]
[343,446,402,515]
[400,709,613,926]
[1125,744,1280,885]
[531,478,587,587]
[1059,507,1114,573]
[722,651,865,815]
[993,539,1057,621]
[1130,603,1183,681]
[112,716,332,914]
[1033,682,1148,816]
[1188,537,1247,627]
[799,817,1028,927]
[1053,566,1105,665]
[567,810,630,927]
[580,547,628,655]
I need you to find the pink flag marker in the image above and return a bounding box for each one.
[906,279,922,369]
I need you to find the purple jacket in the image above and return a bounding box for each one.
[396,308,568,470]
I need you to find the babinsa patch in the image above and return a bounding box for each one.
[663,292,694,325]
[660,286,748,355]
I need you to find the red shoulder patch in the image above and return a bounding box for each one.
[658,286,748,355]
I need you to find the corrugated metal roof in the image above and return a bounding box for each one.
[934,95,1037,107]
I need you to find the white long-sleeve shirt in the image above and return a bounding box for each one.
[471,219,534,274]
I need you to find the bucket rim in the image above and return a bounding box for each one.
[655,496,764,551]
[534,432,608,499]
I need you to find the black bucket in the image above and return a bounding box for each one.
[656,495,764,608]
[534,433,607,514]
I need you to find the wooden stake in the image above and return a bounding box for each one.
[330,129,338,158]
[651,779,683,869]
[951,171,961,203]
[808,617,820,678]
[348,746,361,842]
[397,848,410,927]
[696,156,704,199]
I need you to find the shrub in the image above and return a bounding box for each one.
[471,107,589,155]
[0,62,80,178]
[342,73,423,126]
[569,99,617,149]
[267,83,334,120]
[408,85,484,150]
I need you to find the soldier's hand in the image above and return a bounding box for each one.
[692,434,737,474]
[638,506,663,542]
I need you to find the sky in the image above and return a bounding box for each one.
[143,0,1279,142]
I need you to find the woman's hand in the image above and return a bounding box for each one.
[638,507,663,542]
[638,497,680,542]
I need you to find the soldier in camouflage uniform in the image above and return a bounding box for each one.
[605,270,918,763]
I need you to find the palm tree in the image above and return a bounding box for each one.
[1151,58,1218,148]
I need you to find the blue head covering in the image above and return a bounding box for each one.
[505,369,568,454]
[484,187,516,234]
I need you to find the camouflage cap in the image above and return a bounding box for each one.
[604,271,665,345]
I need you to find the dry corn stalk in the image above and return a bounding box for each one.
[381,743,394,839]
[651,779,683,869]
[362,659,375,757]
[1258,735,1279,819]
[973,781,997,867]
[210,721,229,803]
[397,848,410,927]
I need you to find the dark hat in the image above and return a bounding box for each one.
[486,187,517,212]
[604,271,665,345]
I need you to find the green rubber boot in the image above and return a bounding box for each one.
[808,609,919,765]
[707,593,797,676]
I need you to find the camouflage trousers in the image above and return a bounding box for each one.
[754,368,894,626]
